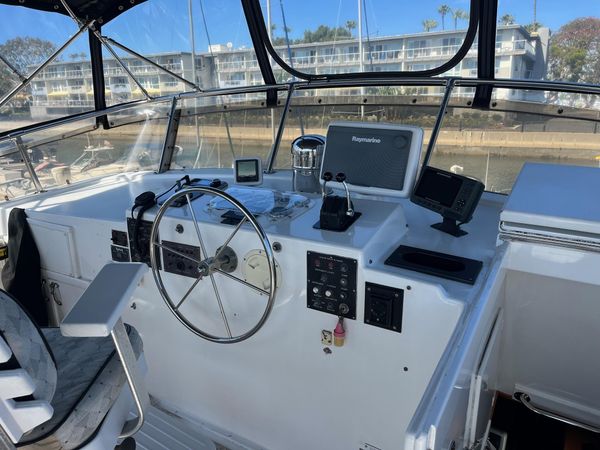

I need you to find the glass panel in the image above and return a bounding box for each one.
[273,85,443,169]
[102,0,262,94]
[262,0,472,78]
[429,88,600,194]
[0,6,94,130]
[496,0,600,82]
[173,92,282,170]
[11,100,171,193]
[0,150,37,202]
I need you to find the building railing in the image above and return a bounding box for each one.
[214,39,533,72]
[38,63,184,79]
[33,99,95,107]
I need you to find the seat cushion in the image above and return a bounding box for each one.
[19,325,142,449]
[0,290,56,403]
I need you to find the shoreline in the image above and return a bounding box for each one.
[2,121,600,160]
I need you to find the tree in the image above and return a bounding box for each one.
[0,37,56,98]
[345,20,357,37]
[301,25,351,43]
[438,5,451,30]
[499,14,515,26]
[452,9,468,30]
[524,21,543,33]
[422,19,438,32]
[549,17,600,85]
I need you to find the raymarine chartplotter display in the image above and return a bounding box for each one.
[321,122,423,198]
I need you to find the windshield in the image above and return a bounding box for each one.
[496,0,600,87]
[0,5,93,130]
[262,0,474,78]
[0,100,171,200]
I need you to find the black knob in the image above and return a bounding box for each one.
[210,178,221,188]
[323,172,333,182]
[335,172,346,183]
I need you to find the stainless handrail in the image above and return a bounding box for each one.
[6,76,600,146]
[514,392,600,434]
[422,78,455,166]
[14,137,43,193]
[111,318,149,438]
[265,83,295,173]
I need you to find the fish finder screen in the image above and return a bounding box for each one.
[415,169,462,207]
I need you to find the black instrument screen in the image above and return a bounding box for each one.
[414,169,462,207]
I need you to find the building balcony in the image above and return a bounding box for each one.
[213,39,534,74]
[109,84,131,94]
[32,99,95,107]
[67,85,86,93]
[103,63,183,77]
[215,60,260,72]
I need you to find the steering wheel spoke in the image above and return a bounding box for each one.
[150,186,277,344]
[174,275,203,310]
[214,269,270,297]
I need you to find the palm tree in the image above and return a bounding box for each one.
[422,19,438,32]
[345,20,357,37]
[499,14,515,26]
[452,8,468,30]
[438,5,451,30]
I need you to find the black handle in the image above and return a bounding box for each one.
[323,171,333,182]
[335,172,346,183]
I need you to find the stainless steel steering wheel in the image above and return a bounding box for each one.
[149,186,277,343]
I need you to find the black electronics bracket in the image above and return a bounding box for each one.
[314,172,361,232]
[431,217,467,237]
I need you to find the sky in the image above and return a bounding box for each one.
[0,0,598,56]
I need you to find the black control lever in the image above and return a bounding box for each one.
[335,172,354,217]
[318,171,360,232]
[322,171,333,200]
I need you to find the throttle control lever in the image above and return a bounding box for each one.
[318,172,359,232]
[335,172,354,217]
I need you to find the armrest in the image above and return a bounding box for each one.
[61,263,148,338]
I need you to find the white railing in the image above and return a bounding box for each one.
[33,99,95,107]
[39,63,183,79]
[216,59,260,71]
[266,39,534,68]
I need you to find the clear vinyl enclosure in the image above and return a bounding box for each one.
[1,1,600,200]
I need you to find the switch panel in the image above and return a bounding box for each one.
[307,251,357,319]
[111,245,130,262]
[364,282,403,333]
[111,229,128,247]
[162,241,201,278]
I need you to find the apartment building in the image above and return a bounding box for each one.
[27,25,548,117]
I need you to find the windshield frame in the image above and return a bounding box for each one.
[248,0,480,80]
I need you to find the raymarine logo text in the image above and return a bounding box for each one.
[351,136,381,144]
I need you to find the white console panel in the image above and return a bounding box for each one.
[6,170,503,450]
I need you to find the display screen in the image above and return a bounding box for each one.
[235,159,260,183]
[414,169,462,207]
